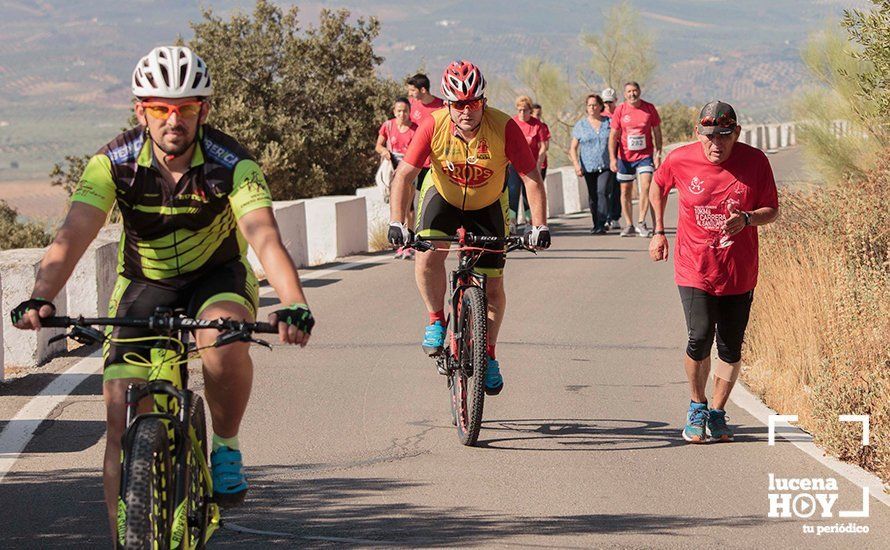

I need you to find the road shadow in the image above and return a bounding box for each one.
[0,468,106,548]
[0,372,101,397]
[213,470,770,547]
[475,418,685,452]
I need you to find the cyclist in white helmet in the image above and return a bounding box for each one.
[12,45,315,541]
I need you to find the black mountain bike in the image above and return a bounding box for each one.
[410,228,533,446]
[43,308,277,549]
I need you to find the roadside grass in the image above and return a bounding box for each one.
[744,168,889,484]
[368,219,390,252]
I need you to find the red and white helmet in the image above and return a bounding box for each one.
[440,60,486,102]
[132,46,212,99]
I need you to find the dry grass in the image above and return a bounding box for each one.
[744,167,890,483]
[368,219,391,252]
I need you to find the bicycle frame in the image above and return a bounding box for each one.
[118,324,219,549]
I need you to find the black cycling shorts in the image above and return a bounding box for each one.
[103,257,259,381]
[415,172,509,277]
[678,286,754,363]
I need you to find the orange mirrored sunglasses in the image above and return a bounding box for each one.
[449,98,485,112]
[140,100,203,120]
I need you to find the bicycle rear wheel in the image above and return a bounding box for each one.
[186,395,210,548]
[450,286,488,446]
[121,418,173,550]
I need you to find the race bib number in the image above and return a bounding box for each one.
[627,134,646,151]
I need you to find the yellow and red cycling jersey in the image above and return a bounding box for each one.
[403,106,536,210]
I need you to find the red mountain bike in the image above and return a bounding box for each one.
[410,228,533,445]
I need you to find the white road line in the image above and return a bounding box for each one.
[224,522,397,545]
[0,353,103,483]
[731,382,890,506]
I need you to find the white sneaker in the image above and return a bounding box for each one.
[620,224,636,237]
[637,222,652,238]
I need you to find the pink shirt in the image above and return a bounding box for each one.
[511,116,549,164]
[654,142,779,296]
[378,119,417,156]
[611,100,661,162]
[409,96,445,168]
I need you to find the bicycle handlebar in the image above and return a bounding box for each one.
[39,315,278,334]
[408,233,534,254]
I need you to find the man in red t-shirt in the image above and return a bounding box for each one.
[531,103,551,179]
[406,73,445,190]
[609,82,662,237]
[649,100,780,444]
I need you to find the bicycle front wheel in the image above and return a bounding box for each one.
[450,286,488,446]
[121,418,173,550]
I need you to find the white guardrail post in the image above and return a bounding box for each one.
[0,248,67,374]
[67,224,121,318]
[248,200,309,276]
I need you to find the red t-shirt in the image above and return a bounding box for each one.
[378,119,418,155]
[409,96,445,168]
[611,100,661,162]
[654,142,779,296]
[540,121,552,168]
[511,115,549,164]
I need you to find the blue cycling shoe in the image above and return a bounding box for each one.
[422,321,446,356]
[211,446,248,508]
[682,402,710,444]
[484,357,504,396]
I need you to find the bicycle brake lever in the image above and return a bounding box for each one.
[48,333,68,345]
[69,326,105,345]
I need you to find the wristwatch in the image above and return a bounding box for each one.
[654,230,666,236]
[742,211,752,226]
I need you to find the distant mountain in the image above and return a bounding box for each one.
[0,0,867,180]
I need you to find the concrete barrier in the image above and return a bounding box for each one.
[767,125,779,150]
[66,224,121,318]
[247,200,309,276]
[0,248,67,374]
[558,167,589,215]
[544,171,565,218]
[356,186,389,249]
[304,195,368,265]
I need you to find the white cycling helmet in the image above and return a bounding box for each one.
[132,46,212,99]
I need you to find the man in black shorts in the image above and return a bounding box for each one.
[649,101,779,443]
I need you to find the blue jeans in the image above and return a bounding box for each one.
[506,165,530,222]
[583,169,611,230]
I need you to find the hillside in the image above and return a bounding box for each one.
[0,0,867,181]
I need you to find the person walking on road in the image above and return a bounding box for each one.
[507,95,549,231]
[649,100,779,443]
[531,103,551,181]
[600,88,622,229]
[406,73,446,190]
[570,94,612,234]
[376,97,418,259]
[609,82,662,237]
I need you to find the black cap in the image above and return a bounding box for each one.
[697,101,738,135]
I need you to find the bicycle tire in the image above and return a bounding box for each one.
[451,286,487,446]
[186,396,209,548]
[122,418,173,550]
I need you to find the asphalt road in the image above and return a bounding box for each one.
[1,147,887,548]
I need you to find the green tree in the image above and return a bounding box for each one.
[190,0,399,199]
[0,200,51,250]
[580,0,656,91]
[793,23,883,183]
[658,101,698,145]
[843,0,890,138]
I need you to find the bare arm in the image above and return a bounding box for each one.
[17,202,107,329]
[569,138,583,176]
[374,134,390,160]
[519,168,548,227]
[389,160,422,224]
[537,140,548,171]
[648,180,671,262]
[238,207,310,345]
[653,126,663,168]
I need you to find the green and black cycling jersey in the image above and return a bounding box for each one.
[72,125,273,287]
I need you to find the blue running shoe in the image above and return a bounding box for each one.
[422,321,446,356]
[708,409,734,442]
[211,446,248,508]
[682,402,709,443]
[484,357,503,396]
